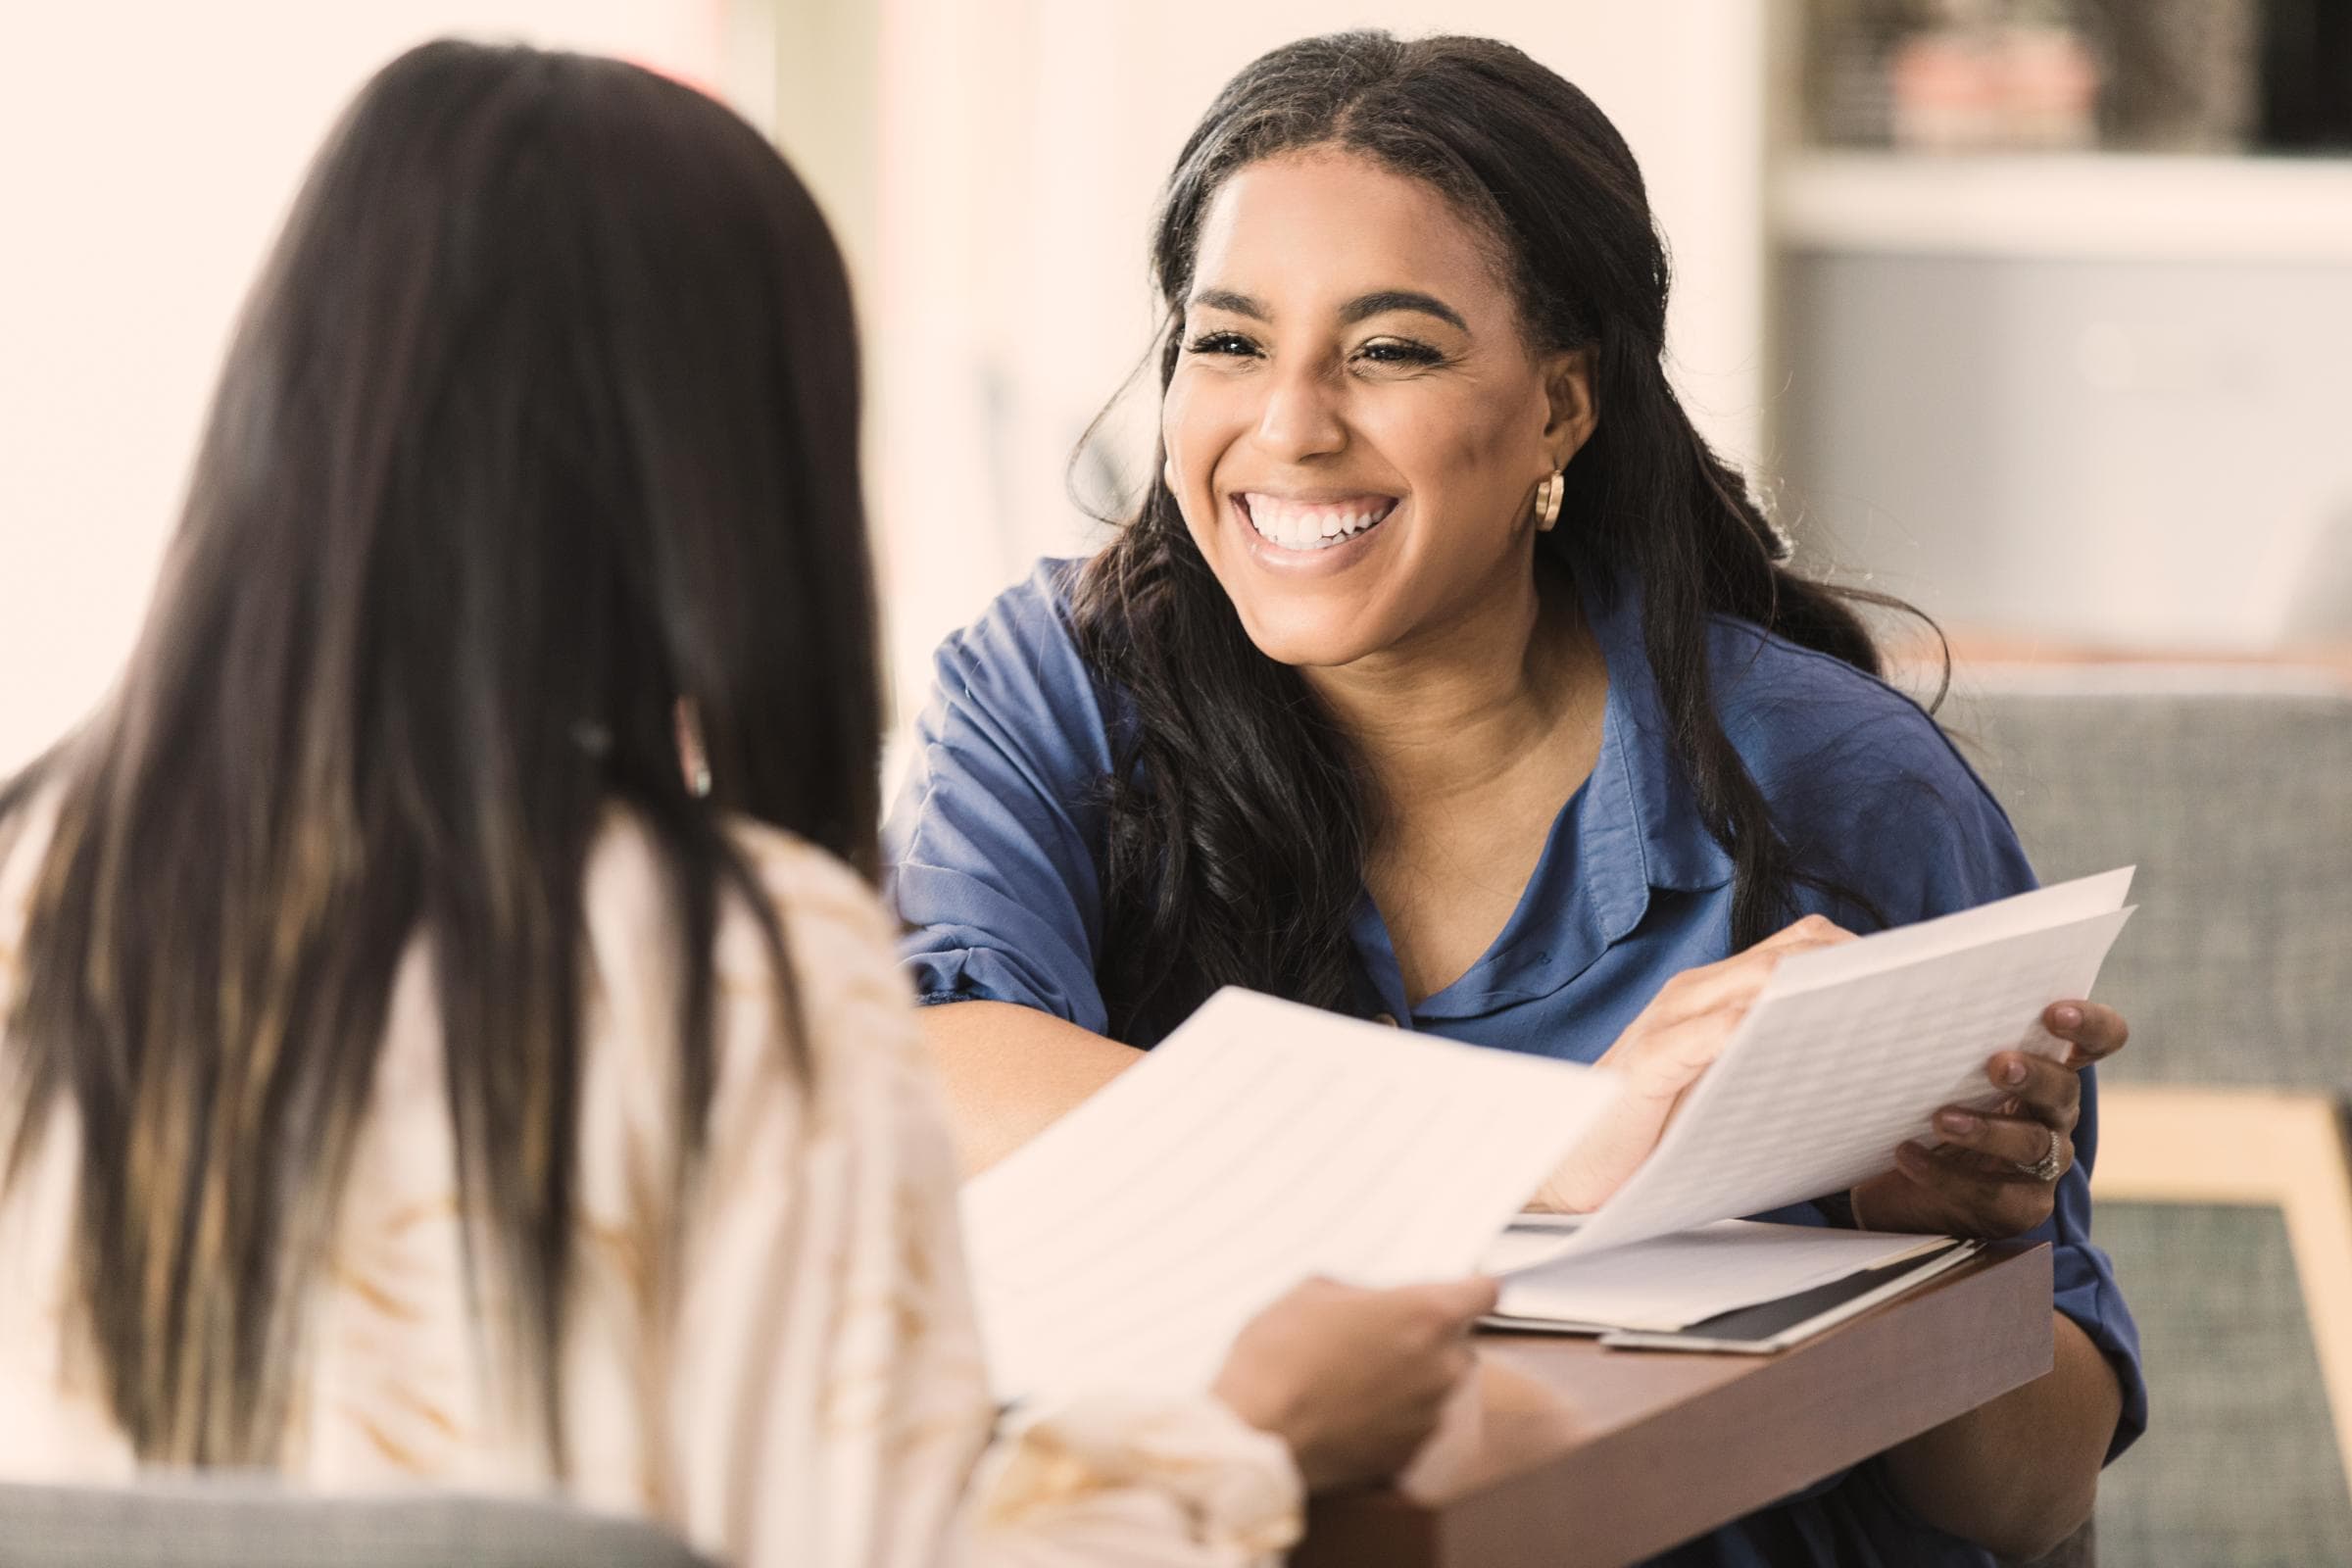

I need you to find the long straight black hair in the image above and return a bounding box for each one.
[1073,31,1910,1044]
[0,41,880,1466]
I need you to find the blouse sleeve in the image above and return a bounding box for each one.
[882,562,1119,1036]
[662,828,1302,1568]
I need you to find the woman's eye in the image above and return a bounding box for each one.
[1185,330,1259,358]
[1356,338,1444,367]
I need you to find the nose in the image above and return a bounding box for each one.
[1250,359,1347,464]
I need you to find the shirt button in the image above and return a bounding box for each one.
[1372,1012,1398,1027]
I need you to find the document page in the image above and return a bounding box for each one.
[960,988,1618,1402]
[1551,869,2135,1258]
[1483,1218,1955,1332]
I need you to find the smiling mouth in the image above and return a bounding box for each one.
[1236,492,1398,553]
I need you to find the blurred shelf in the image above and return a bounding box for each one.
[1773,150,2352,263]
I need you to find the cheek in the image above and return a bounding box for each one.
[1159,375,1228,561]
[1159,370,1219,476]
[1446,378,1544,472]
[1374,391,1532,521]
[1165,367,1274,480]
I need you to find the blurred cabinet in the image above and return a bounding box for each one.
[1766,141,2352,647]
[1776,199,2352,647]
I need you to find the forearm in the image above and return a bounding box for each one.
[920,1000,1143,1176]
[1880,1311,2122,1561]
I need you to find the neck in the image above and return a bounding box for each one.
[1301,556,1603,829]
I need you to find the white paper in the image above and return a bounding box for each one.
[1594,1242,1984,1353]
[1551,869,2136,1258]
[1762,867,2135,997]
[1484,1218,1952,1332]
[959,988,1619,1402]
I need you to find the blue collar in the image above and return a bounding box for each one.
[1582,562,1740,899]
[1353,561,1734,1022]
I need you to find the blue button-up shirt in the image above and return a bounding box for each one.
[885,557,2146,1566]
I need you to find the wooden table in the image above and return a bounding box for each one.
[1299,1244,2052,1567]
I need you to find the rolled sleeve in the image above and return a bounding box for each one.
[883,562,1116,1037]
[2042,1068,2149,1459]
[1752,666,2148,1465]
[1867,721,2148,1461]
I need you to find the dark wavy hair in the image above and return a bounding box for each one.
[0,42,878,1465]
[1071,30,1917,1045]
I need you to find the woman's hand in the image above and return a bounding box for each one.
[1848,1001,2131,1239]
[1529,914,1856,1213]
[1210,1274,1497,1492]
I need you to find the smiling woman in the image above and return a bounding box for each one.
[1164,153,1593,669]
[1147,145,1610,1005]
[884,28,2145,1567]
[1059,33,1876,1045]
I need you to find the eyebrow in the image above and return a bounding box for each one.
[1189,287,1270,320]
[1339,290,1467,330]
[1187,287,1469,332]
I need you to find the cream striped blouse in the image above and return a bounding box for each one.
[0,799,1301,1567]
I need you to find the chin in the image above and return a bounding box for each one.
[1225,590,1390,670]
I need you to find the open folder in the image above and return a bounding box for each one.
[960,869,2133,1402]
[1481,1215,1984,1349]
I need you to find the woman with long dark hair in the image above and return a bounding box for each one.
[889,30,2144,1565]
[0,39,1501,1566]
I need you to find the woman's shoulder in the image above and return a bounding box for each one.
[1698,615,2034,918]
[581,810,915,1070]
[1702,613,1992,804]
[935,556,1093,671]
[906,555,1119,776]
[731,815,886,935]
[593,805,897,955]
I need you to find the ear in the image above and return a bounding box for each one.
[1540,347,1598,467]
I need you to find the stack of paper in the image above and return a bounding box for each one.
[959,869,2135,1398]
[1482,1217,1957,1333]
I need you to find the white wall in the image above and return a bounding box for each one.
[0,0,735,773]
[867,0,1771,726]
[0,2,1776,771]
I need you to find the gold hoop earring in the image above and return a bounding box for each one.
[673,697,712,800]
[1535,469,1566,532]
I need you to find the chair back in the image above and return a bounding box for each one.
[1944,667,2352,1093]
[0,1479,714,1568]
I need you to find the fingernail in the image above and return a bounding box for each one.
[2051,1004,2082,1030]
[1937,1109,1981,1134]
[2001,1057,2029,1086]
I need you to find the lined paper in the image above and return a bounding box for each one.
[1552,869,2136,1258]
[959,989,1619,1402]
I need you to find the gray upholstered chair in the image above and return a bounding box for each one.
[1942,667,2352,1568]
[0,1479,714,1568]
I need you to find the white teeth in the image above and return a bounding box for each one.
[1242,494,1392,552]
